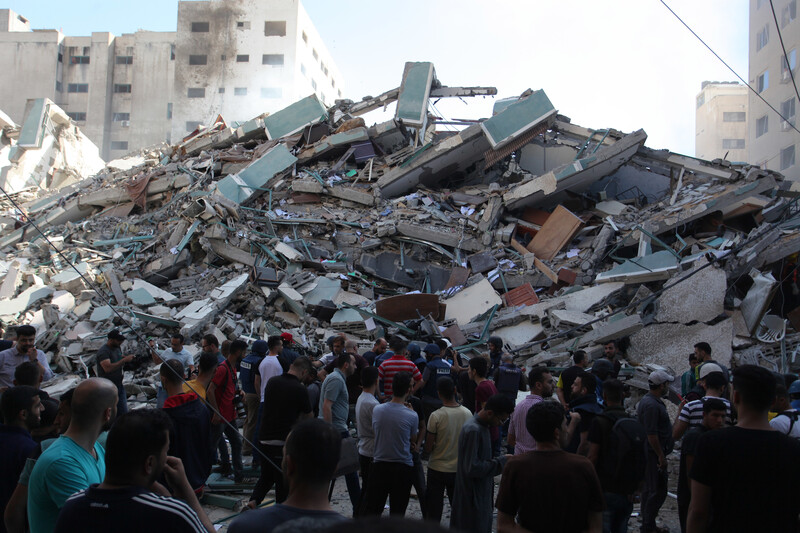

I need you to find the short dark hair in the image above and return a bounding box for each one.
[488,336,503,349]
[0,385,38,424]
[59,387,75,406]
[392,371,412,398]
[160,359,185,385]
[484,394,515,416]
[526,401,565,442]
[776,383,790,400]
[469,357,488,378]
[437,376,455,400]
[604,340,617,348]
[285,419,341,484]
[603,379,624,404]
[336,352,352,369]
[197,351,219,374]
[689,353,698,362]
[291,356,313,374]
[572,350,587,365]
[703,398,728,414]
[528,366,551,388]
[105,409,172,480]
[732,365,776,412]
[14,361,41,387]
[694,342,711,355]
[434,339,448,353]
[704,372,727,390]
[16,325,36,338]
[575,372,597,394]
[230,339,248,356]
[267,335,283,350]
[361,366,379,388]
[388,336,407,354]
[202,334,219,348]
[171,333,185,343]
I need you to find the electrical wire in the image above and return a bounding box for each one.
[658,0,800,137]
[0,184,283,475]
[769,0,800,108]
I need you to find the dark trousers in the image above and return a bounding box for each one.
[425,468,455,523]
[364,461,414,516]
[249,443,285,505]
[641,453,668,532]
[411,451,427,517]
[211,421,243,479]
[356,454,373,516]
[114,380,128,417]
[603,491,633,533]
[330,430,361,513]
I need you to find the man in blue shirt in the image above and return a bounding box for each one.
[239,340,266,458]
[418,343,452,422]
[28,377,118,533]
[363,371,419,516]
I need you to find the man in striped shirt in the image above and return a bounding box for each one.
[673,366,732,441]
[508,366,554,455]
[377,337,422,398]
[54,409,214,533]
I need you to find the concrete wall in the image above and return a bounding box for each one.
[749,0,800,179]
[695,82,748,162]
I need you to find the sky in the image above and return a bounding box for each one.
[7,0,750,156]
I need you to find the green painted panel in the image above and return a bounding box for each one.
[263,95,328,140]
[215,144,297,204]
[395,62,435,127]
[481,89,556,149]
[18,99,48,149]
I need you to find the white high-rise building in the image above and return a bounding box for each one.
[695,81,749,162]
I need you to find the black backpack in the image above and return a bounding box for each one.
[600,413,648,494]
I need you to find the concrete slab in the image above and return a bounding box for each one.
[73,300,92,317]
[491,320,545,348]
[304,277,342,307]
[443,278,502,326]
[128,288,157,307]
[655,260,726,324]
[51,290,76,314]
[550,282,625,313]
[131,279,178,302]
[264,94,328,140]
[90,305,114,322]
[0,285,55,318]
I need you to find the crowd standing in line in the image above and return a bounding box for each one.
[1,322,800,533]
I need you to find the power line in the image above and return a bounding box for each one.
[658,0,800,137]
[769,0,800,107]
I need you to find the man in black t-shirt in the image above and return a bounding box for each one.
[54,409,214,533]
[247,356,313,509]
[95,330,133,417]
[688,365,800,532]
[557,350,590,408]
[677,398,725,533]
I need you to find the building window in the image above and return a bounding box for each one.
[170,44,176,60]
[234,87,247,96]
[302,31,308,43]
[782,145,796,170]
[782,97,796,121]
[185,121,202,131]
[187,88,205,98]
[58,52,63,63]
[167,103,172,119]
[758,70,769,93]
[757,115,769,137]
[311,79,317,90]
[219,87,225,94]
[300,63,307,76]
[70,55,90,65]
[116,55,133,65]
[264,21,286,36]
[782,49,797,79]
[111,141,129,151]
[221,55,227,61]
[236,55,249,63]
[338,89,342,98]
[722,139,745,149]
[191,22,209,32]
[67,83,88,93]
[757,26,769,51]
[113,112,130,122]
[262,54,284,66]
[237,21,251,29]
[114,84,132,93]
[331,78,336,88]
[261,87,282,98]
[66,111,86,121]
[189,54,207,65]
[55,81,62,92]
[782,0,797,27]
[723,111,746,122]
[312,48,318,60]
[696,93,705,109]
[323,66,329,76]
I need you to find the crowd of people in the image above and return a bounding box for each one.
[1,324,800,533]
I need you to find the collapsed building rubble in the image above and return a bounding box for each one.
[1,60,799,404]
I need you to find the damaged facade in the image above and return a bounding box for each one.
[1,59,797,409]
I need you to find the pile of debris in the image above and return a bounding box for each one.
[1,61,798,397]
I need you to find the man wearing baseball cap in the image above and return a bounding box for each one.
[95,330,134,416]
[673,363,732,441]
[637,369,675,533]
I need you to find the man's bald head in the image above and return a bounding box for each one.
[70,377,118,429]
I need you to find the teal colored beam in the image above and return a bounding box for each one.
[176,220,202,253]
[93,235,155,247]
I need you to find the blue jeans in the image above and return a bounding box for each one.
[603,492,633,533]
[156,385,167,408]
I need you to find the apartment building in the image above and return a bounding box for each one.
[695,81,749,162]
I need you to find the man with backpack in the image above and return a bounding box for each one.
[587,379,646,533]
[677,398,726,533]
[770,383,800,439]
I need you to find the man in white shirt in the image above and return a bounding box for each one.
[770,383,800,439]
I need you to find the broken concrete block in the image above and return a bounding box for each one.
[595,251,679,284]
[491,320,545,349]
[741,269,779,334]
[274,242,305,262]
[264,94,328,140]
[577,314,643,347]
[90,305,114,322]
[293,179,325,194]
[131,279,178,302]
[443,278,502,326]
[128,288,156,307]
[551,282,625,313]
[215,144,297,205]
[0,285,55,319]
[655,260,726,324]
